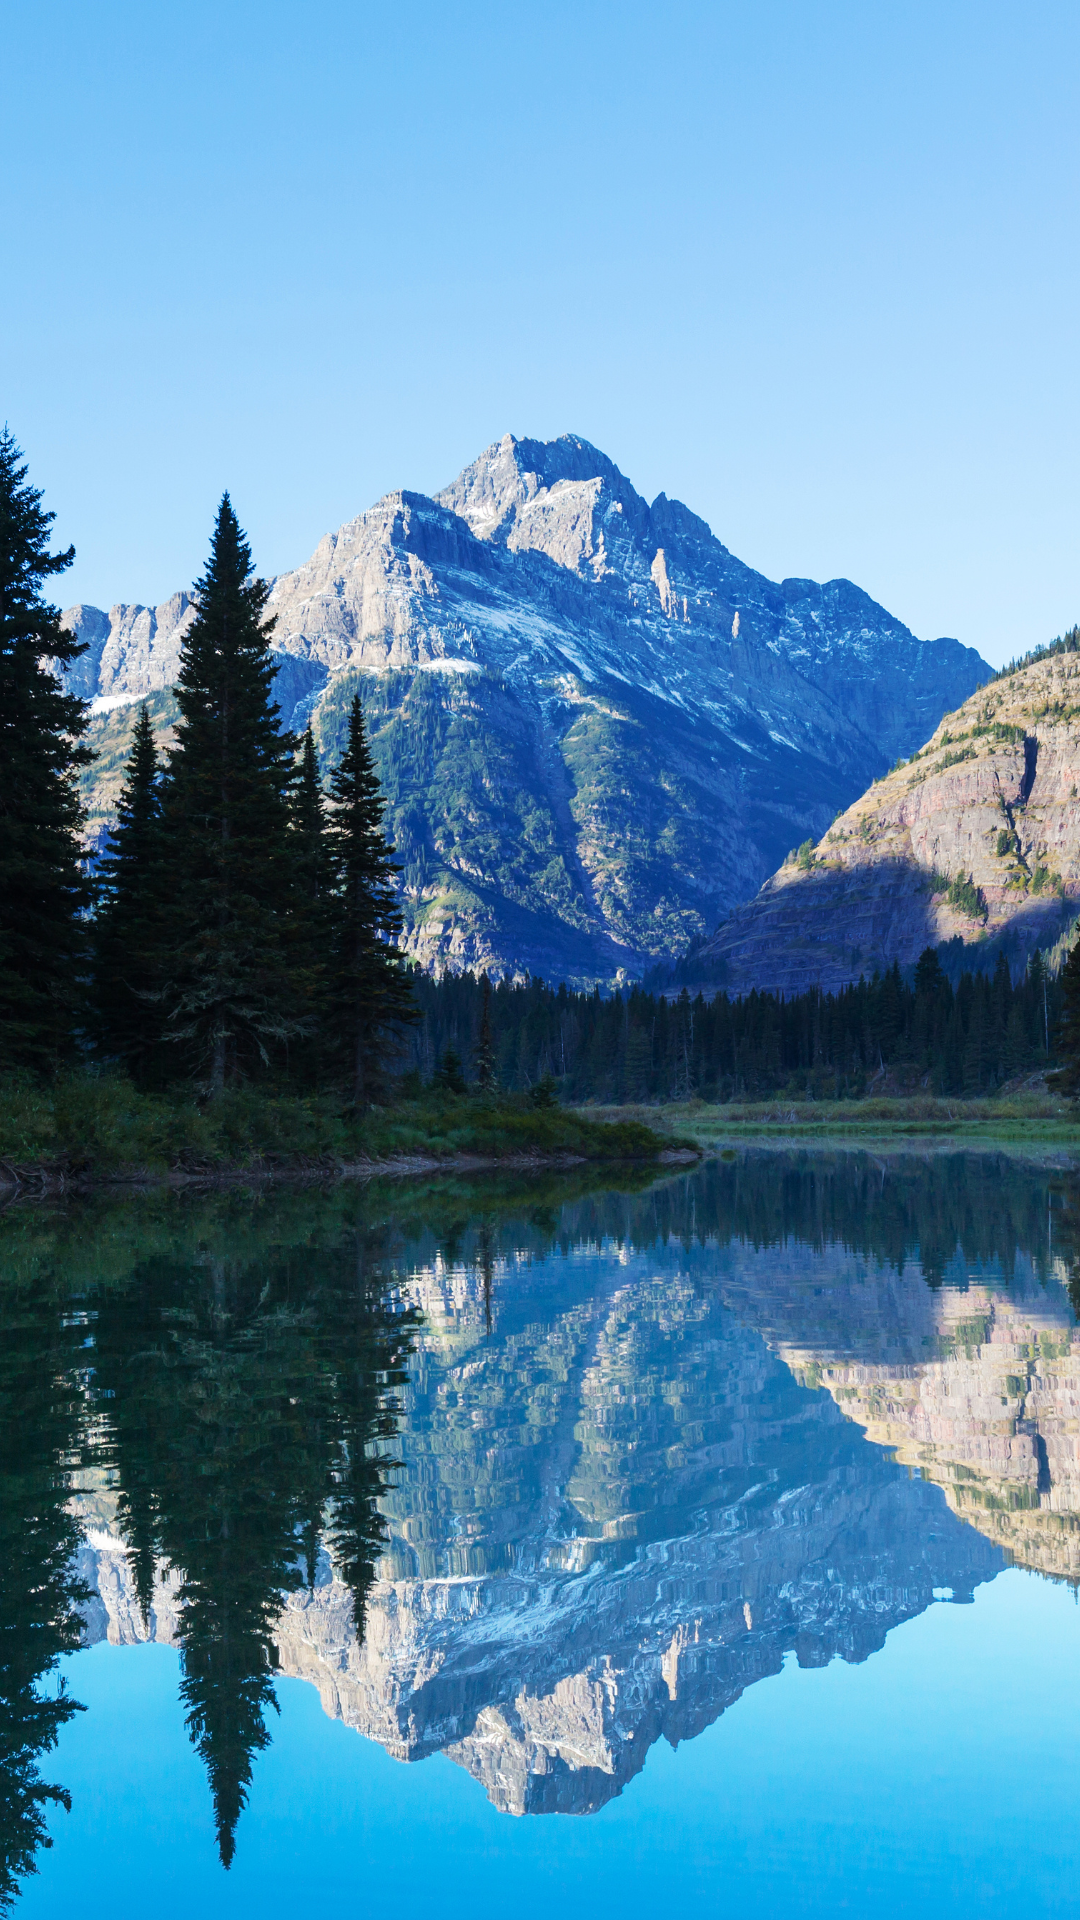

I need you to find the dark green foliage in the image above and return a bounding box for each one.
[79,689,179,861]
[474,974,495,1089]
[1049,935,1080,1099]
[286,728,334,1075]
[0,1073,676,1169]
[0,431,90,1070]
[404,944,1059,1103]
[87,1219,415,1867]
[92,706,170,1083]
[946,872,988,921]
[992,623,1080,682]
[433,1046,466,1094]
[325,697,415,1105]
[159,497,301,1090]
[0,1275,89,1910]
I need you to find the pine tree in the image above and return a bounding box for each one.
[474,974,495,1089]
[89,1248,332,1870]
[92,706,170,1083]
[160,496,302,1090]
[434,1045,466,1094]
[1049,937,1080,1097]
[286,728,333,1079]
[0,1271,89,1909]
[0,429,91,1071]
[325,696,415,1105]
[1029,947,1051,1057]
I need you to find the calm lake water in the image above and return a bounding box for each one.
[5,1149,1080,1916]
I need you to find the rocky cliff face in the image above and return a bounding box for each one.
[694,652,1080,993]
[728,1254,1080,1582]
[62,594,197,708]
[64,433,987,985]
[71,1231,1001,1815]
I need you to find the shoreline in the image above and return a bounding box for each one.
[0,1143,701,1200]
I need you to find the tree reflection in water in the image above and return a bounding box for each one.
[86,1209,417,1866]
[0,1268,88,1911]
[1,1152,1079,1892]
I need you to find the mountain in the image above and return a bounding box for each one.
[724,1246,1080,1582]
[72,1216,1003,1817]
[691,650,1080,994]
[64,434,989,985]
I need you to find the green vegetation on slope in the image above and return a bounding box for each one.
[0,1076,678,1178]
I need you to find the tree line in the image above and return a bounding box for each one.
[409,944,1062,1102]
[2,1152,1076,1895]
[0,1188,416,1894]
[5,423,1080,1108]
[0,431,411,1097]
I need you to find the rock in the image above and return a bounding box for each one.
[72,1230,1006,1815]
[63,433,989,985]
[694,650,1080,992]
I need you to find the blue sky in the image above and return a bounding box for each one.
[4,0,1077,665]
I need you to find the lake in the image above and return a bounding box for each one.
[4,1148,1080,1916]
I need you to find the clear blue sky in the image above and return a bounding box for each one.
[4,0,1078,666]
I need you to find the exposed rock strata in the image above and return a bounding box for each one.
[63,433,987,985]
[695,653,1080,993]
[72,1233,1004,1815]
[61,594,327,722]
[765,1270,1080,1580]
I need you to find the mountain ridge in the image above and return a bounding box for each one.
[692,648,1080,995]
[64,433,990,985]
[71,1224,1007,1817]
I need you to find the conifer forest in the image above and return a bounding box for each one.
[2,427,1080,1112]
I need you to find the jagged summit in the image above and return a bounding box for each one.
[65,433,990,984]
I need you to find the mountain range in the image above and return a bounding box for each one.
[74,1190,1009,1816]
[693,649,1080,994]
[64,434,988,987]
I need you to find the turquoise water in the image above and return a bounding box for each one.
[6,1151,1080,1913]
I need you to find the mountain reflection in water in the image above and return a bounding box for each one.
[3,1150,1080,1895]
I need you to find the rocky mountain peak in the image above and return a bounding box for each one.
[64,432,991,984]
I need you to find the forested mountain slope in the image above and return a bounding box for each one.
[66,434,987,984]
[692,650,1080,995]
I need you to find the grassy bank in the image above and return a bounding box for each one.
[0,1074,687,1184]
[578,1088,1080,1146]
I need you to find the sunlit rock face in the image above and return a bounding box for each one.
[253,1239,1006,1813]
[759,1261,1080,1581]
[74,1235,1002,1816]
[62,433,986,985]
[695,652,1080,993]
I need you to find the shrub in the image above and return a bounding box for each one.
[946,873,988,921]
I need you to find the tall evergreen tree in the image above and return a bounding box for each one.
[92,705,170,1083]
[0,430,90,1071]
[90,1249,330,1869]
[1050,937,1080,1097]
[325,696,415,1104]
[160,497,302,1090]
[0,1272,89,1909]
[286,728,333,1077]
[88,1208,416,1868]
[474,974,495,1089]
